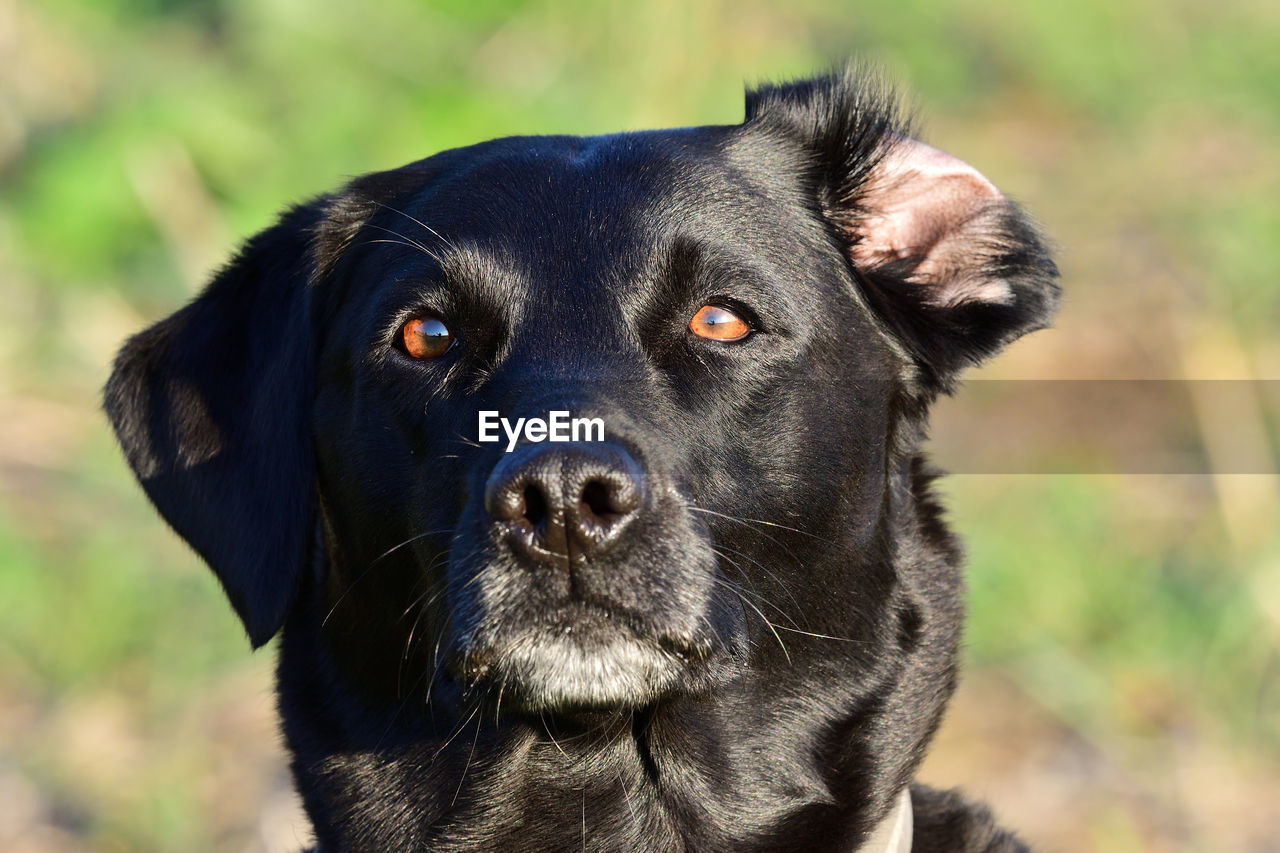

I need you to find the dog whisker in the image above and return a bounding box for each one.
[400,573,449,621]
[540,710,571,759]
[424,619,454,708]
[694,609,729,658]
[362,222,445,263]
[771,624,870,644]
[451,706,486,808]
[710,572,790,664]
[368,198,462,255]
[358,236,440,262]
[398,578,450,697]
[713,571,869,646]
[431,699,482,764]
[687,505,820,589]
[712,542,804,615]
[493,679,507,728]
[687,505,841,549]
[320,527,455,629]
[711,552,800,629]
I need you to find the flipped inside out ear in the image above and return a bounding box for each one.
[843,136,1060,381]
[105,201,329,648]
[746,70,1059,386]
[850,138,1013,307]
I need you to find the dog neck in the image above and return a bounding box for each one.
[302,787,912,853]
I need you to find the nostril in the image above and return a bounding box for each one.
[579,479,616,523]
[578,476,641,530]
[523,484,548,530]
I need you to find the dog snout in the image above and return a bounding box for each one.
[484,442,646,560]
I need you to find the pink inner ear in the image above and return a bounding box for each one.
[850,137,1011,305]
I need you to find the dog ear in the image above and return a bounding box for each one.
[745,69,1060,388]
[105,200,330,648]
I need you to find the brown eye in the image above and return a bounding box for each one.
[689,304,750,342]
[400,315,454,359]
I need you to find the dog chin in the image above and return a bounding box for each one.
[471,625,687,712]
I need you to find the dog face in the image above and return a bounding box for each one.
[105,70,1057,846]
[306,126,923,714]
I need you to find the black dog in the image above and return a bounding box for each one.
[106,69,1058,851]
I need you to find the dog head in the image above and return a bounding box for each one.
[106,70,1057,720]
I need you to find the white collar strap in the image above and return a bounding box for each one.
[858,786,913,853]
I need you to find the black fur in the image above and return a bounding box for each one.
[106,69,1057,851]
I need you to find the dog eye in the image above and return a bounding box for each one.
[400,315,454,359]
[689,304,750,342]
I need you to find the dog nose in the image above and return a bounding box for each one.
[484,442,645,560]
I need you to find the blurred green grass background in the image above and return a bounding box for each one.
[1,1,1277,850]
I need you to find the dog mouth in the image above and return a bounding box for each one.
[452,602,712,712]
[436,445,733,713]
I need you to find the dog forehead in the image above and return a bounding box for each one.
[388,126,803,253]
